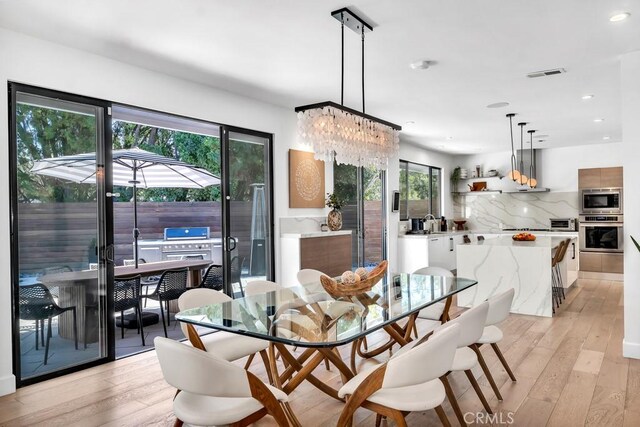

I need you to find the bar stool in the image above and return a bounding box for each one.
[550,239,569,313]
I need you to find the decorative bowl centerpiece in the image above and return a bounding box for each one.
[512,232,536,241]
[320,260,387,298]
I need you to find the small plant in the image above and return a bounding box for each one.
[631,235,640,252]
[451,166,461,191]
[326,193,343,210]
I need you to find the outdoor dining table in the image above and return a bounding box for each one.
[176,272,478,402]
[38,259,212,343]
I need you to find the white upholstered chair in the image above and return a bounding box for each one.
[296,268,324,285]
[337,323,460,426]
[441,301,496,425]
[177,288,271,382]
[154,337,293,427]
[476,288,517,393]
[413,266,454,323]
[245,279,282,296]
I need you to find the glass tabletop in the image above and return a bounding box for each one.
[176,273,477,348]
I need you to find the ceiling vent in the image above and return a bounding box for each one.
[526,68,566,78]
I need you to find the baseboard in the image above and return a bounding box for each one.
[579,271,624,281]
[623,339,640,359]
[0,373,16,397]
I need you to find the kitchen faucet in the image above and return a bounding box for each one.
[423,214,437,233]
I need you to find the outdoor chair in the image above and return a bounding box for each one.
[199,264,223,291]
[18,283,78,365]
[123,258,159,307]
[84,275,145,348]
[41,265,73,299]
[230,255,246,297]
[147,269,189,337]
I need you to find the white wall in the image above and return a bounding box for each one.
[0,28,332,395]
[622,50,640,359]
[454,143,623,192]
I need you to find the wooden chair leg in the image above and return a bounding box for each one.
[258,349,274,385]
[471,344,502,401]
[441,375,467,426]
[491,343,516,381]
[434,405,452,427]
[389,410,408,427]
[244,353,256,369]
[173,418,184,427]
[464,369,493,414]
[375,414,384,427]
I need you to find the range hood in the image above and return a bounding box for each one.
[503,149,550,193]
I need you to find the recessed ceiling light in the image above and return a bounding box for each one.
[537,139,545,143]
[582,94,594,100]
[446,136,454,140]
[487,102,510,109]
[603,136,611,140]
[409,60,431,70]
[594,118,605,123]
[610,12,631,22]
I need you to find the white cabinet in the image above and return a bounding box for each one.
[428,236,448,269]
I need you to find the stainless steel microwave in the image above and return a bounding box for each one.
[580,188,622,214]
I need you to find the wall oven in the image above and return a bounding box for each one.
[579,215,624,253]
[580,188,622,214]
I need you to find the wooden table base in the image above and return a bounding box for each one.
[268,342,355,401]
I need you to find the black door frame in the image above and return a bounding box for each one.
[220,125,275,296]
[8,82,115,387]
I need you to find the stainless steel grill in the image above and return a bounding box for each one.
[138,227,222,264]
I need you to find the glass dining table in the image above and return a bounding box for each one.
[176,272,477,400]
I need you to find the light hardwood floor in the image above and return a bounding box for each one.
[1,278,638,426]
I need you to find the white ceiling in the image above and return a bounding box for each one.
[1,0,638,154]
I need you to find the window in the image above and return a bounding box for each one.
[399,160,441,220]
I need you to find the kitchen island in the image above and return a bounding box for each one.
[457,235,576,317]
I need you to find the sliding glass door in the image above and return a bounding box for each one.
[10,85,112,385]
[334,163,386,268]
[221,127,274,296]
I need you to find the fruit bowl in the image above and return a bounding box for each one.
[512,232,536,241]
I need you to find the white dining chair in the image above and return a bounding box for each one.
[476,288,517,387]
[154,337,293,427]
[245,279,281,296]
[337,323,460,426]
[441,301,495,425]
[296,268,324,285]
[177,288,272,383]
[408,266,454,341]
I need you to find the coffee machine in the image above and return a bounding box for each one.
[409,218,425,234]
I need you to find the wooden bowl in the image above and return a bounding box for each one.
[319,260,388,298]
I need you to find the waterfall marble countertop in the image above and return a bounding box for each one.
[456,234,578,317]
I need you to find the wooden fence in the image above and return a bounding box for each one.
[18,201,251,273]
[18,200,384,274]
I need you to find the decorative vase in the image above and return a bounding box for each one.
[327,208,343,231]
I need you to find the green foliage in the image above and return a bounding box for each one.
[16,103,270,204]
[325,192,344,210]
[631,235,640,253]
[333,162,383,205]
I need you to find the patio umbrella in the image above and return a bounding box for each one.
[32,147,220,268]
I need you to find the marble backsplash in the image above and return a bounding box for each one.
[280,216,326,234]
[452,191,579,230]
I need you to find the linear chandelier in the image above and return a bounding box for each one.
[295,8,401,170]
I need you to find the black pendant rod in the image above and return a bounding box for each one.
[341,12,344,106]
[507,113,517,181]
[361,27,365,114]
[518,122,527,182]
[528,129,536,186]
